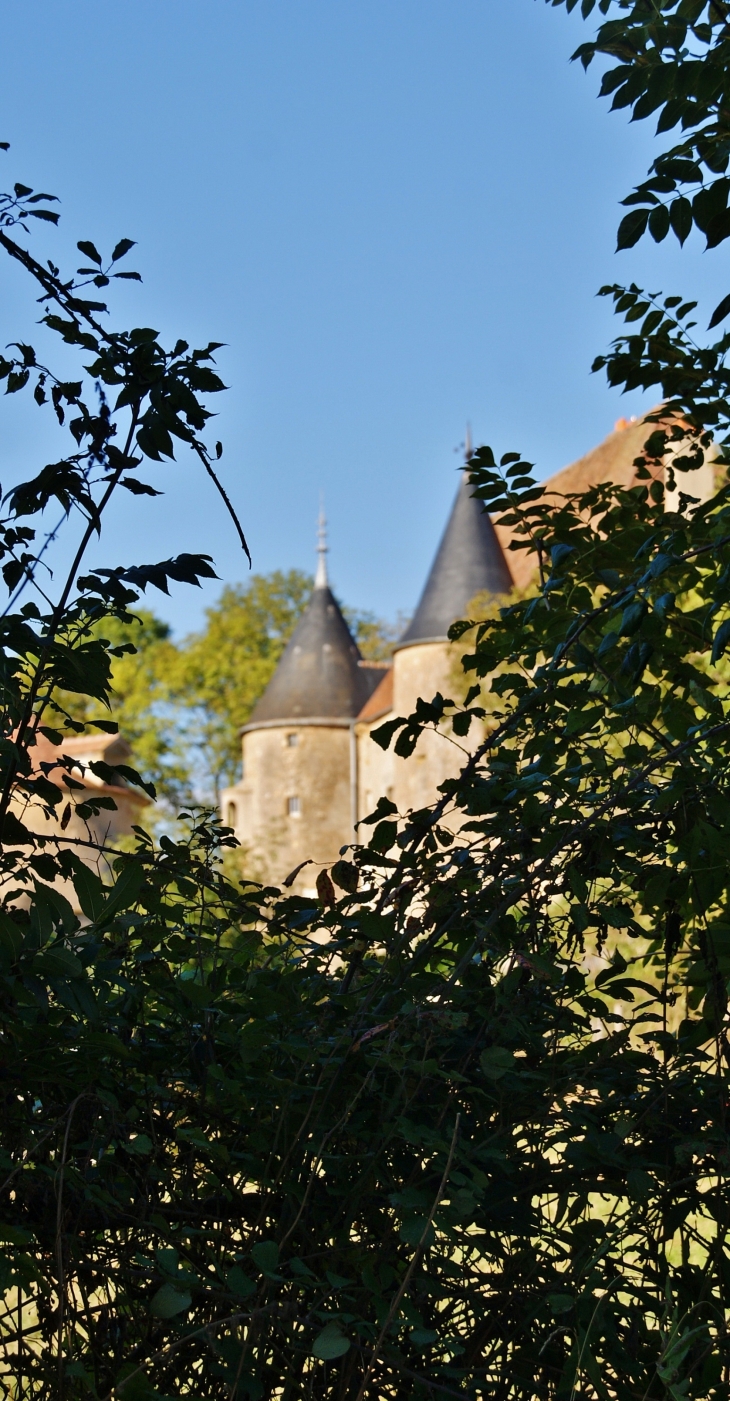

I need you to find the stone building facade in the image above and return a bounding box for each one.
[16,730,150,853]
[220,416,719,893]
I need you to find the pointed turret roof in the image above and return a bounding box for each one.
[246,511,383,728]
[398,470,512,648]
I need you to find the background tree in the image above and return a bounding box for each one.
[156,571,313,797]
[72,577,399,806]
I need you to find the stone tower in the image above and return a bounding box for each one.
[221,514,386,892]
[356,470,513,817]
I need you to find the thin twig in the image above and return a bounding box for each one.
[195,446,251,565]
[55,1095,86,1395]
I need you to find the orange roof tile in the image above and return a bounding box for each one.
[493,412,667,592]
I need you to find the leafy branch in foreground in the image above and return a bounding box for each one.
[0,183,728,1391]
[547,0,730,324]
[0,162,252,894]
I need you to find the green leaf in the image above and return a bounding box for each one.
[0,909,23,960]
[648,203,670,242]
[712,617,730,662]
[371,717,407,751]
[331,860,359,893]
[120,477,163,497]
[399,1216,434,1245]
[33,945,84,979]
[451,710,473,737]
[670,197,693,246]
[227,1265,256,1298]
[619,599,648,635]
[71,864,105,922]
[250,1240,279,1274]
[149,1283,191,1318]
[311,1323,350,1360]
[550,543,576,568]
[480,1046,515,1081]
[127,1133,153,1155]
[27,208,59,224]
[708,293,730,331]
[369,820,398,853]
[361,795,398,826]
[616,208,649,250]
[111,238,136,262]
[99,861,146,922]
[0,1225,33,1245]
[77,240,102,266]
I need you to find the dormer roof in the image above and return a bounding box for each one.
[398,471,513,648]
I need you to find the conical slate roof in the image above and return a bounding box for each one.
[247,581,375,726]
[398,471,513,647]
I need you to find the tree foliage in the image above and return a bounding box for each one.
[6,432,730,1399]
[50,609,188,813]
[547,0,730,324]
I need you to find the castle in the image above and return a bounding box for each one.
[9,415,715,889]
[220,415,716,894]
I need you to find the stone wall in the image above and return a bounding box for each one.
[356,639,484,822]
[223,721,354,893]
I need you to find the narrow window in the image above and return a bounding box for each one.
[226,802,237,828]
[287,733,299,748]
[287,796,301,817]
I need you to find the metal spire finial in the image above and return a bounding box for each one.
[315,498,328,588]
[465,422,473,462]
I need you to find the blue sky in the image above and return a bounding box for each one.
[0,1,724,634]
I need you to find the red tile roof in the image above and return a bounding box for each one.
[493,413,667,592]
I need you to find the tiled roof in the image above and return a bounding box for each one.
[248,581,376,726]
[494,414,665,592]
[398,472,513,647]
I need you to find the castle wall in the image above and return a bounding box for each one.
[356,640,484,821]
[392,640,479,815]
[14,784,146,854]
[355,713,395,824]
[223,721,354,893]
